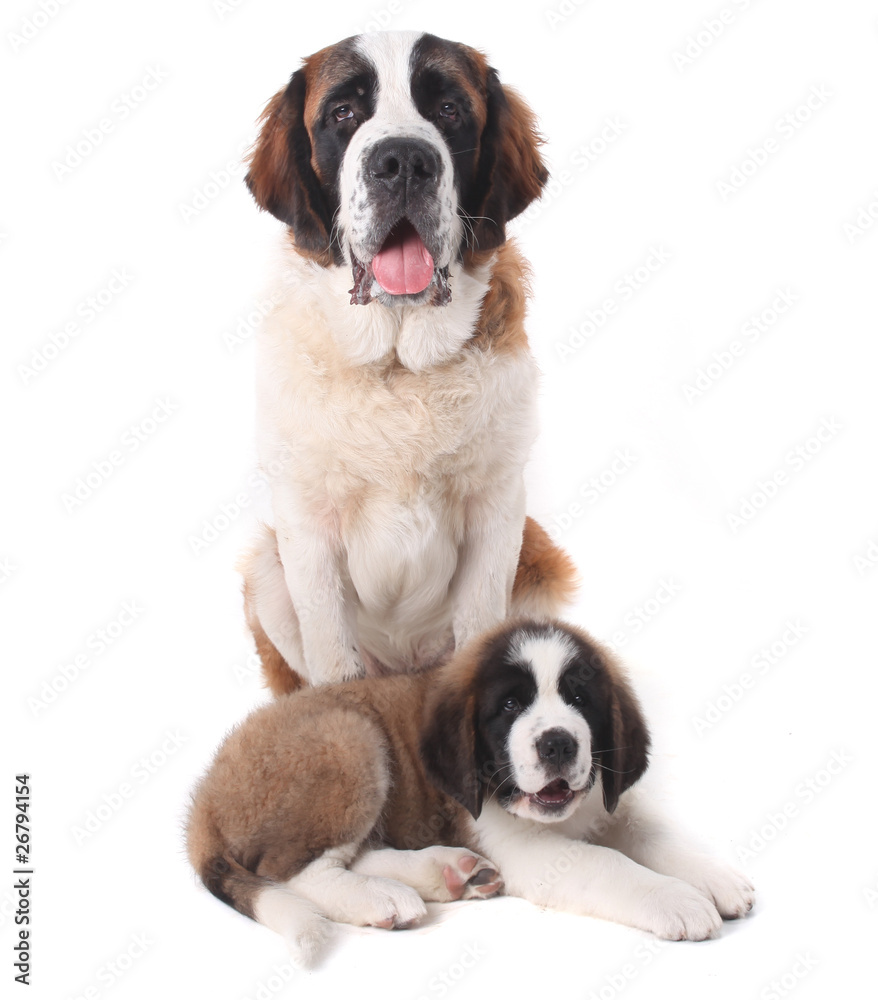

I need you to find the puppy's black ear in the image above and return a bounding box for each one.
[420,666,483,819]
[598,671,651,814]
[464,72,549,252]
[246,70,333,255]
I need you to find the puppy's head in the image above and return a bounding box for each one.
[246,31,547,306]
[421,621,650,824]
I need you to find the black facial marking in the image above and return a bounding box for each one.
[469,633,536,807]
[310,63,377,223]
[410,35,482,220]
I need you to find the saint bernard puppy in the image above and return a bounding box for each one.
[238,31,578,695]
[187,620,755,964]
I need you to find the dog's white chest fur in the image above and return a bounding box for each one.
[255,252,539,671]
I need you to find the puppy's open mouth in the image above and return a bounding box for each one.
[349,218,451,306]
[529,779,575,809]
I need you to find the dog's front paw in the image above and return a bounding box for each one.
[680,860,755,919]
[641,877,723,941]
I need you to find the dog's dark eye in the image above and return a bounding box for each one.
[571,694,584,705]
[333,105,354,123]
[502,697,520,713]
[439,102,458,120]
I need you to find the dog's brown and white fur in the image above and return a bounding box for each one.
[187,620,754,964]
[239,31,577,695]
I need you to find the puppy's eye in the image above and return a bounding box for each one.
[502,697,520,713]
[333,105,354,122]
[571,694,584,705]
[439,102,458,120]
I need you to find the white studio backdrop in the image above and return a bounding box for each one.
[2,1,877,998]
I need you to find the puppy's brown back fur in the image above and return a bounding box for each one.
[186,673,474,919]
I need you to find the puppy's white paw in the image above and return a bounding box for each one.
[641,877,723,941]
[360,878,428,930]
[676,859,756,919]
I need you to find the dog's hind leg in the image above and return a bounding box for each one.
[351,846,503,901]
[280,843,429,930]
[239,522,307,695]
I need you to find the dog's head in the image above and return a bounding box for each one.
[246,31,547,306]
[421,620,650,824]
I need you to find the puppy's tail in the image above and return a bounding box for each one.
[187,812,330,966]
[512,517,579,618]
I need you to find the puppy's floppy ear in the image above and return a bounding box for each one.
[598,672,651,814]
[420,667,483,819]
[464,72,549,252]
[245,71,332,254]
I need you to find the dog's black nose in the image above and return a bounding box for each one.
[536,728,577,764]
[367,138,440,191]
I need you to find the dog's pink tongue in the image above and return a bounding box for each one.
[372,221,434,295]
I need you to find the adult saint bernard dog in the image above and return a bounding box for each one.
[188,620,755,964]
[239,31,578,693]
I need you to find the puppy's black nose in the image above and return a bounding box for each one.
[367,138,439,191]
[536,728,576,764]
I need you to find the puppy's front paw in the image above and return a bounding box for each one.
[682,861,755,920]
[642,877,723,941]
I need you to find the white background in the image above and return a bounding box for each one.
[3,0,878,998]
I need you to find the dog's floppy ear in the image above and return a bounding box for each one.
[598,670,651,814]
[245,70,332,255]
[420,664,483,819]
[464,72,548,252]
